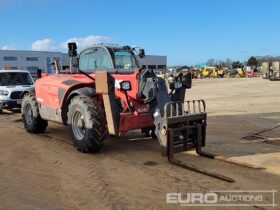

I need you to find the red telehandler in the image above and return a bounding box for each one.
[21,43,262,182]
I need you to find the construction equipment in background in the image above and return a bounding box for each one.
[262,62,270,79]
[237,68,245,77]
[201,66,214,78]
[231,68,245,78]
[210,67,218,78]
[262,61,280,81]
[270,61,280,80]
[210,68,225,78]
[217,69,225,78]
[21,42,263,183]
[200,66,225,78]
[245,66,254,78]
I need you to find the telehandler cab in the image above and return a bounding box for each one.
[21,43,262,182]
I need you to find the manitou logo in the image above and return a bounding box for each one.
[136,106,149,113]
[167,193,218,205]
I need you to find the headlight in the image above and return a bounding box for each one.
[0,90,9,96]
[120,81,131,91]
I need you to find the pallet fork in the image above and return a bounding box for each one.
[155,100,264,183]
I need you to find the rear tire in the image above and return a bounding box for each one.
[67,96,106,153]
[21,94,48,133]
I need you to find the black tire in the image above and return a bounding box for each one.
[142,128,157,139]
[67,96,106,153]
[142,128,150,137]
[151,130,157,139]
[21,94,48,133]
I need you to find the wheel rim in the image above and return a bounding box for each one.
[24,104,33,125]
[72,109,86,141]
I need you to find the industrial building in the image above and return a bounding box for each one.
[0,49,167,76]
[0,50,69,77]
[137,55,167,71]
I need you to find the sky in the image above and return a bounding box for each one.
[0,0,280,65]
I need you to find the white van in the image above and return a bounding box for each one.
[0,70,34,113]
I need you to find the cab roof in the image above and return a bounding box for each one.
[85,44,131,50]
[0,70,31,73]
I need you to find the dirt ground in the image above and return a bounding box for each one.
[0,77,279,210]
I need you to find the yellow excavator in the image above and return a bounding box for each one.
[236,68,245,77]
[201,66,216,78]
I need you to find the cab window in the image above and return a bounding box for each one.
[79,48,113,71]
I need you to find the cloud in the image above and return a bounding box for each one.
[1,44,15,50]
[60,35,111,49]
[31,38,54,51]
[31,35,112,51]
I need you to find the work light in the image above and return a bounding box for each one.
[120,81,131,91]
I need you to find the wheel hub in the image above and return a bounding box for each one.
[24,104,33,125]
[72,109,86,141]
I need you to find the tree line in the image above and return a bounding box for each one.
[205,55,280,69]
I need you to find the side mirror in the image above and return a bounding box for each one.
[37,69,42,79]
[139,49,145,58]
[68,42,77,57]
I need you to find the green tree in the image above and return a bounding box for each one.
[232,61,242,68]
[247,56,258,67]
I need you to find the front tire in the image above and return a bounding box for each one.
[67,96,106,153]
[21,94,48,133]
[142,128,157,139]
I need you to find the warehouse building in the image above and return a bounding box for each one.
[0,50,69,77]
[0,50,167,76]
[137,55,167,72]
